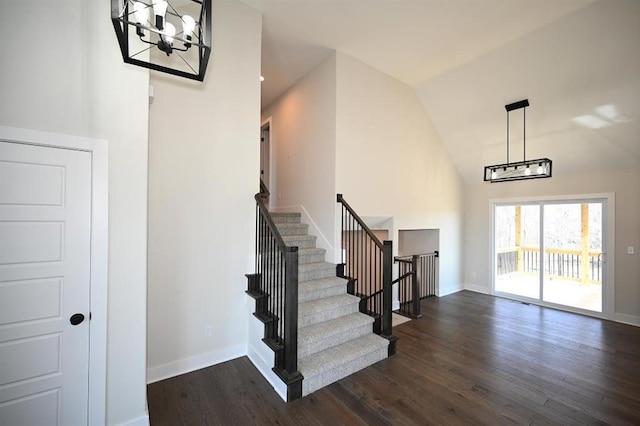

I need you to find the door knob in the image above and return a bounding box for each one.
[70,313,85,326]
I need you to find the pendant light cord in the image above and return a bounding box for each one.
[523,107,526,162]
[506,110,510,164]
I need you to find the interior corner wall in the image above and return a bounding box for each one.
[334,52,465,295]
[1,1,150,425]
[261,53,338,257]
[463,167,640,321]
[147,0,261,381]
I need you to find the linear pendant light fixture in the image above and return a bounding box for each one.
[484,99,552,183]
[111,0,211,81]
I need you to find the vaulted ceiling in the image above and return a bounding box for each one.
[241,0,640,184]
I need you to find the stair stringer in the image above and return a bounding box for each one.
[246,273,303,401]
[246,311,288,401]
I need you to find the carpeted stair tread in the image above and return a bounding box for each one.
[298,261,336,282]
[270,212,301,224]
[299,333,389,395]
[260,247,324,261]
[254,272,346,303]
[275,222,309,236]
[282,234,317,248]
[299,276,347,302]
[298,313,374,358]
[298,294,360,327]
[298,247,326,265]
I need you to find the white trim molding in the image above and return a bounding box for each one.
[116,415,150,426]
[146,344,246,385]
[0,125,109,426]
[246,314,287,401]
[271,204,337,263]
[614,313,640,327]
[489,193,615,322]
[300,205,336,263]
[438,284,465,297]
[463,284,490,295]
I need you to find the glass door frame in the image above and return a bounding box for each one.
[490,193,615,320]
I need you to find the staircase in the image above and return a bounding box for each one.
[263,212,389,397]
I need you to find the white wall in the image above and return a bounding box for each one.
[147,0,262,381]
[335,52,464,295]
[261,54,338,258]
[0,1,150,425]
[464,167,640,322]
[0,1,90,135]
[398,229,440,257]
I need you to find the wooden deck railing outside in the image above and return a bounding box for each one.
[497,246,602,284]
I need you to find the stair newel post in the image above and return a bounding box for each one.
[283,246,299,377]
[382,240,393,337]
[412,255,422,319]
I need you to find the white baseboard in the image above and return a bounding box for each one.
[247,315,287,401]
[464,284,490,294]
[462,287,639,328]
[246,346,287,402]
[438,284,464,297]
[614,313,640,327]
[146,344,246,384]
[117,414,150,426]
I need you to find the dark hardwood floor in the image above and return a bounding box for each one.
[147,291,640,425]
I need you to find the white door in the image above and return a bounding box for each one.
[0,141,91,425]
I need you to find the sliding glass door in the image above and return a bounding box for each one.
[494,198,607,315]
[495,204,540,299]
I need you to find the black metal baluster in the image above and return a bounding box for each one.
[280,248,283,342]
[432,255,435,295]
[276,247,280,341]
[341,205,344,265]
[369,234,372,311]
[270,234,274,336]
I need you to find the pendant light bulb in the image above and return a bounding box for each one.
[132,2,149,25]
[491,170,497,180]
[132,2,149,37]
[163,22,176,44]
[537,163,544,174]
[182,15,196,41]
[525,166,531,176]
[152,0,168,29]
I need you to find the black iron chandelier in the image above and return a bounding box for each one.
[111,0,211,81]
[484,99,552,183]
